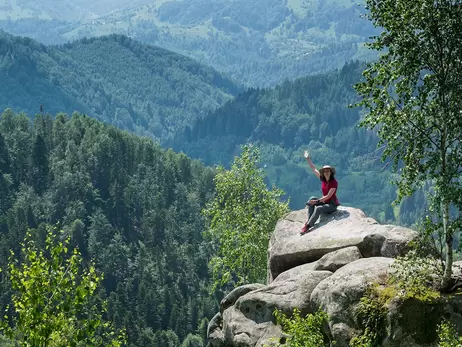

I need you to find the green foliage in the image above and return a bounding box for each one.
[438,320,462,347]
[0,227,125,346]
[354,0,462,286]
[180,333,203,347]
[203,144,289,288]
[0,334,14,346]
[351,251,445,347]
[0,110,218,346]
[272,308,332,347]
[176,61,412,222]
[389,250,441,302]
[350,284,392,347]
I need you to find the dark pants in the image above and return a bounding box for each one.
[307,197,337,227]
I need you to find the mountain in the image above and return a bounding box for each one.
[0,0,380,86]
[0,29,414,223]
[171,61,407,223]
[0,110,217,346]
[0,30,240,141]
[0,0,152,21]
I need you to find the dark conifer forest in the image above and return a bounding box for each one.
[0,110,216,346]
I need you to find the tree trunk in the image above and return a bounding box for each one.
[442,201,453,290]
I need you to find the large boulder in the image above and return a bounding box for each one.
[236,270,332,320]
[207,312,226,347]
[314,246,363,272]
[268,206,417,282]
[310,257,394,346]
[222,305,284,347]
[221,284,266,313]
[206,207,460,347]
[208,284,266,347]
[272,246,362,283]
[272,262,318,283]
[217,271,331,346]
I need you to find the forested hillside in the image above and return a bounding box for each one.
[0,0,379,87]
[0,29,419,224]
[0,110,218,346]
[172,61,419,224]
[0,30,240,141]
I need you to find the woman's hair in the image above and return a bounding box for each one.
[320,170,335,182]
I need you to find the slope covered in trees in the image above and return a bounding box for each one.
[0,28,417,224]
[0,30,240,141]
[0,109,217,346]
[0,0,379,87]
[172,61,415,223]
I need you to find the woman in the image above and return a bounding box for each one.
[301,150,339,235]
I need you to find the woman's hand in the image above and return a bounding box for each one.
[304,150,320,178]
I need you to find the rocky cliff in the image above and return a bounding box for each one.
[207,206,462,347]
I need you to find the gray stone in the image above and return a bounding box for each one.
[272,262,318,283]
[267,207,417,282]
[314,246,362,272]
[207,312,226,347]
[310,257,394,347]
[218,269,331,346]
[222,306,283,347]
[237,270,332,321]
[206,206,451,347]
[221,284,266,313]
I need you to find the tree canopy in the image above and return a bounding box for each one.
[0,31,240,142]
[1,228,125,346]
[354,0,462,287]
[203,145,289,288]
[0,109,217,346]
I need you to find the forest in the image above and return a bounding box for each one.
[173,61,424,224]
[0,0,460,344]
[0,110,217,346]
[0,30,240,142]
[0,30,418,224]
[0,0,379,87]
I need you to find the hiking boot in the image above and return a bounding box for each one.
[300,223,311,235]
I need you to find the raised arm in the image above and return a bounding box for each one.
[304,151,320,178]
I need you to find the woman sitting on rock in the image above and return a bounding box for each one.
[301,151,339,235]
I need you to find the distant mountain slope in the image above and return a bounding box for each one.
[0,30,240,140]
[0,0,152,21]
[0,0,379,87]
[171,61,401,223]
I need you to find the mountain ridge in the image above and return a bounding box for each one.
[0,0,379,86]
[171,61,403,223]
[0,30,240,140]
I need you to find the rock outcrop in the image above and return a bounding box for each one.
[311,257,394,345]
[206,206,462,347]
[268,207,416,282]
